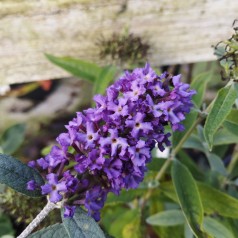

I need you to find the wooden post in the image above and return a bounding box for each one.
[0,0,237,85]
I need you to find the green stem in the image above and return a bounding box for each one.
[142,101,214,207]
[227,144,238,174]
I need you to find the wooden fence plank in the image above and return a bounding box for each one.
[0,0,237,85]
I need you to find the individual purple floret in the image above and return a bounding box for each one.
[27,180,37,191]
[27,63,195,221]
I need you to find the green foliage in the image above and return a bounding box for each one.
[146,210,185,226]
[0,124,26,155]
[160,181,238,219]
[46,54,119,100]
[0,154,44,197]
[13,27,238,238]
[198,182,238,218]
[173,72,211,148]
[224,109,238,133]
[45,54,102,83]
[61,207,106,238]
[29,224,68,238]
[93,65,118,95]
[0,187,59,225]
[204,83,238,150]
[171,160,205,237]
[30,207,109,238]
[0,213,14,237]
[106,189,145,205]
[203,217,235,238]
[108,209,141,238]
[213,127,238,145]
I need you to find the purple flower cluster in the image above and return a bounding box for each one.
[27,64,195,221]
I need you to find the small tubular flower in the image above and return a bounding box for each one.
[28,63,195,221]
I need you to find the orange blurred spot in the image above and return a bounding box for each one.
[38,80,52,91]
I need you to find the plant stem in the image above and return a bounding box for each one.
[227,144,238,174]
[17,201,58,238]
[141,113,204,209]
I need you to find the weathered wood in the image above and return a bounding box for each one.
[0,0,237,85]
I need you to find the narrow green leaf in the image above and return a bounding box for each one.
[204,84,237,150]
[226,109,238,124]
[177,151,205,181]
[191,72,212,108]
[171,160,204,237]
[146,210,185,226]
[0,154,44,197]
[198,182,238,218]
[153,225,184,238]
[223,121,238,136]
[0,124,26,155]
[213,128,238,145]
[173,72,211,148]
[183,134,206,153]
[62,207,105,238]
[29,223,69,238]
[45,54,102,83]
[205,152,227,176]
[93,66,118,95]
[160,181,238,219]
[203,217,234,238]
[184,223,194,238]
[172,111,198,149]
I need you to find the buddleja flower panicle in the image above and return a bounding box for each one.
[27,63,195,221]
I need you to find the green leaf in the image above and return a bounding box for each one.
[62,207,105,238]
[223,121,238,136]
[29,223,68,238]
[0,213,14,237]
[93,66,118,95]
[184,223,194,238]
[172,111,198,149]
[203,217,234,238]
[106,189,145,205]
[213,128,238,145]
[147,157,167,171]
[0,124,26,155]
[171,160,204,237]
[198,182,238,218]
[173,72,211,148]
[146,210,185,226]
[177,151,205,181]
[226,109,238,124]
[0,154,44,197]
[45,54,102,83]
[122,217,141,238]
[109,209,141,238]
[205,152,227,176]
[183,134,206,153]
[101,205,129,234]
[204,84,237,150]
[160,181,238,219]
[192,72,212,108]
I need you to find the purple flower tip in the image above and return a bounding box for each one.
[27,180,37,191]
[64,205,76,218]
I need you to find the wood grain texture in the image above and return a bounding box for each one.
[0,0,237,85]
